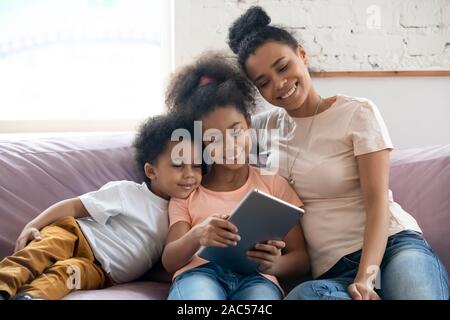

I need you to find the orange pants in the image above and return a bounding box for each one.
[0,216,108,299]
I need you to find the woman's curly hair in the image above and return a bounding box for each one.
[165,51,256,121]
[228,6,299,70]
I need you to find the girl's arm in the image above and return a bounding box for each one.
[348,149,391,300]
[15,198,90,252]
[161,221,201,274]
[276,223,310,280]
[246,222,310,280]
[162,216,240,274]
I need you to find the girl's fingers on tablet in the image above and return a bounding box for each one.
[213,219,238,233]
[267,240,285,249]
[208,239,229,248]
[216,229,240,242]
[213,234,237,246]
[246,255,266,264]
[254,243,282,255]
[246,250,276,262]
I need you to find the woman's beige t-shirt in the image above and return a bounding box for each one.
[252,94,421,278]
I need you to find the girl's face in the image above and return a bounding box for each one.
[245,41,312,114]
[201,106,251,171]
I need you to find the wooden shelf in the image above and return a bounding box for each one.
[310,70,450,78]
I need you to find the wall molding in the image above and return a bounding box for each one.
[310,71,450,78]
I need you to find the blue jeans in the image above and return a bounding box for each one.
[286,230,449,300]
[167,263,282,300]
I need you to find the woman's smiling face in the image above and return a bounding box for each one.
[245,41,313,114]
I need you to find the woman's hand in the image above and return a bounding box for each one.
[246,240,285,275]
[194,214,240,248]
[14,226,42,252]
[347,280,381,300]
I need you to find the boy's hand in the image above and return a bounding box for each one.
[194,214,240,248]
[246,240,285,275]
[15,226,42,252]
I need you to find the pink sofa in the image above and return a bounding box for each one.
[0,133,449,299]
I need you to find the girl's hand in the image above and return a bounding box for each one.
[14,226,42,252]
[347,281,381,300]
[246,240,285,275]
[194,214,240,248]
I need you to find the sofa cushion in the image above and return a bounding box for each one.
[389,144,450,271]
[63,281,169,300]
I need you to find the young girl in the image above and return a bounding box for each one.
[227,6,449,300]
[162,52,310,300]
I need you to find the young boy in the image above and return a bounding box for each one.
[0,113,202,300]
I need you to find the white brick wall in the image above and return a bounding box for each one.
[174,0,450,71]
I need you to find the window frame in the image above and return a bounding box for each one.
[0,0,173,134]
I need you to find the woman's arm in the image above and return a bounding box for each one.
[15,198,90,252]
[162,216,240,274]
[349,149,391,300]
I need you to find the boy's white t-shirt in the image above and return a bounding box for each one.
[77,180,168,283]
[252,94,422,278]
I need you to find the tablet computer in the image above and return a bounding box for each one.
[197,188,304,275]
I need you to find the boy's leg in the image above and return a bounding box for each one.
[18,257,107,300]
[167,264,228,300]
[0,216,93,298]
[230,274,282,300]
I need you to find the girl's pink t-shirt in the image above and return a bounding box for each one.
[168,166,304,287]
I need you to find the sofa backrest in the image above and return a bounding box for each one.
[389,145,450,271]
[0,133,143,258]
[1,134,449,273]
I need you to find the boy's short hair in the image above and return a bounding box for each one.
[133,113,196,174]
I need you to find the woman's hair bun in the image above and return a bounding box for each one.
[228,6,271,54]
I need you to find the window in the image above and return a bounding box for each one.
[0,0,169,132]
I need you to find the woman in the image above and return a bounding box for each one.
[226,6,449,300]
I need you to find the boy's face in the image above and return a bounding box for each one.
[145,141,202,200]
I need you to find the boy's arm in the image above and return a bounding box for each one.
[15,198,90,252]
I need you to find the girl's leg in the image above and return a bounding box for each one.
[167,265,227,300]
[284,277,353,300]
[18,257,107,300]
[380,232,449,300]
[230,274,282,300]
